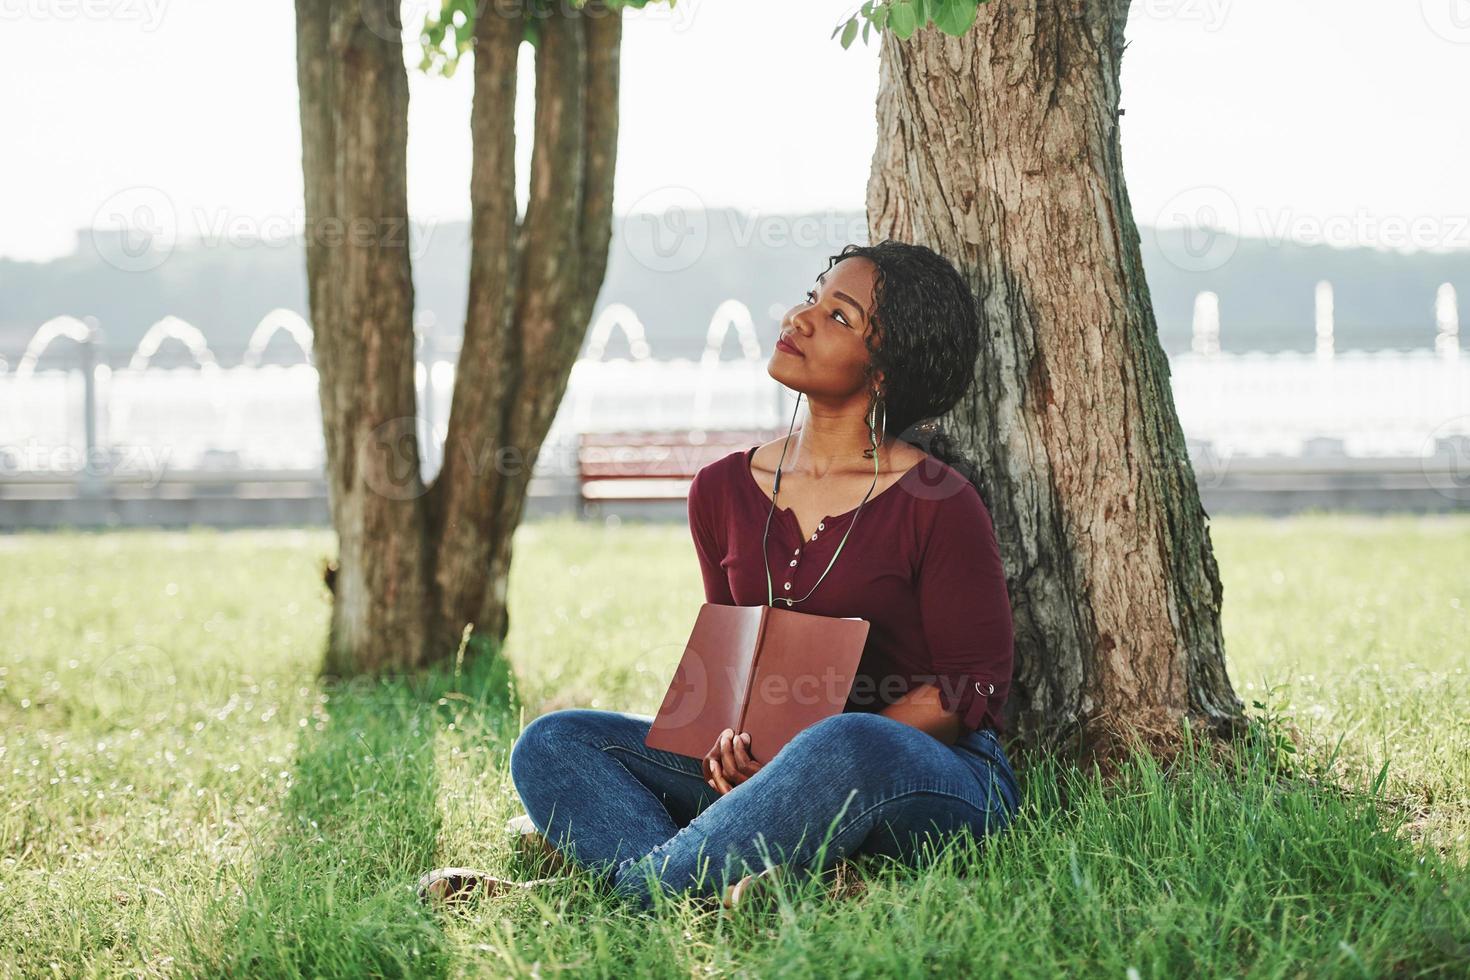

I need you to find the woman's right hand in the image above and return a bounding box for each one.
[702,727,762,795]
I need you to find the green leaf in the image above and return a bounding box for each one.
[888,0,916,37]
[933,0,979,35]
[862,20,871,44]
[840,16,859,48]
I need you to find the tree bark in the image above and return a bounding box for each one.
[867,0,1245,766]
[297,0,429,675]
[294,0,621,674]
[427,0,622,658]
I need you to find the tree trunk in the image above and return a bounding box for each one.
[296,0,429,675]
[425,0,621,658]
[294,0,621,674]
[867,0,1245,767]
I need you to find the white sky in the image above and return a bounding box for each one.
[1,0,1467,262]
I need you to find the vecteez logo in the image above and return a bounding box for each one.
[88,186,179,273]
[0,0,169,31]
[1421,0,1470,44]
[621,185,709,274]
[1153,186,1242,274]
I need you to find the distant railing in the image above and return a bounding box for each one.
[2,292,1468,490]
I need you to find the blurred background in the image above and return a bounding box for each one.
[3,0,1468,527]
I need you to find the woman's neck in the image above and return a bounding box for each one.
[780,420,889,477]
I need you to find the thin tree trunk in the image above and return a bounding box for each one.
[427,0,621,657]
[295,0,621,674]
[868,0,1244,766]
[298,0,429,674]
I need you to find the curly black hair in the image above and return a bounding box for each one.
[822,239,986,499]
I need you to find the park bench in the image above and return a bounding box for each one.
[577,429,775,512]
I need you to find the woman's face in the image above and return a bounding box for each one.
[768,256,881,400]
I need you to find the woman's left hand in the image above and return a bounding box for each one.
[703,728,762,795]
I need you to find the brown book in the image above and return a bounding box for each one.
[644,602,871,763]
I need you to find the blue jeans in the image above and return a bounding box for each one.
[508,708,1021,911]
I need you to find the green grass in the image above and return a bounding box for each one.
[1,513,1467,977]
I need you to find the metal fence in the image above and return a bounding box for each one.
[3,302,1468,524]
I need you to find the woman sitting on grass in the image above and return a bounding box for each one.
[419,239,1021,912]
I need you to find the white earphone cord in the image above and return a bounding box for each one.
[761,390,883,608]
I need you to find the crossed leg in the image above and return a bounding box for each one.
[509,708,1016,911]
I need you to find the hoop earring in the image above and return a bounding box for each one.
[865,390,886,459]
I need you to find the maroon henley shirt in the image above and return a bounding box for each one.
[686,445,1015,736]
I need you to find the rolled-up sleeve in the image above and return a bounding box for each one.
[916,485,1014,734]
[687,465,736,605]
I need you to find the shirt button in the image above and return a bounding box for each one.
[783,581,792,589]
[810,532,818,541]
[789,559,797,567]
[792,548,800,556]
[818,522,825,530]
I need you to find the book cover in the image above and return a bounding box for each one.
[644,603,871,763]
